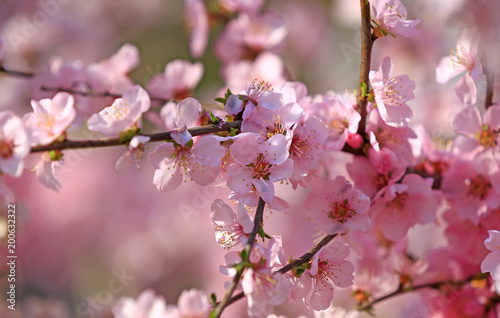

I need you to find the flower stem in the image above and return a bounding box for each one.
[30,121,242,152]
[357,0,374,136]
[211,197,266,318]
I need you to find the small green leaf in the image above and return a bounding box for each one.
[210,293,217,305]
[209,112,222,125]
[185,139,194,149]
[257,227,271,241]
[48,150,64,161]
[215,97,226,104]
[119,126,140,144]
[240,249,248,262]
[228,127,239,137]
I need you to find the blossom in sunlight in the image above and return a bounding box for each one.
[436,29,483,105]
[226,133,293,203]
[23,92,75,146]
[452,105,500,153]
[87,85,150,137]
[210,199,253,249]
[371,0,420,38]
[0,111,30,178]
[149,135,224,191]
[370,56,415,127]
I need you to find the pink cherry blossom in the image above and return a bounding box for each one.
[370,174,437,242]
[225,80,285,116]
[149,135,224,191]
[226,133,293,203]
[215,11,288,64]
[305,176,371,234]
[436,29,483,105]
[367,108,417,164]
[164,289,211,318]
[23,92,75,146]
[87,85,150,137]
[371,0,420,38]
[0,111,30,178]
[306,92,361,151]
[452,105,500,153]
[481,230,500,293]
[289,116,328,183]
[112,289,168,318]
[241,238,292,316]
[291,242,354,310]
[442,158,500,224]
[210,199,254,249]
[184,0,209,59]
[147,60,204,100]
[115,135,151,176]
[347,147,406,198]
[222,53,287,94]
[369,56,415,127]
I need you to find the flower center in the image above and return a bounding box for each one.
[386,193,408,211]
[328,201,355,223]
[103,99,129,122]
[0,138,14,159]
[249,153,272,180]
[329,117,348,134]
[449,41,474,70]
[476,125,497,148]
[467,175,491,199]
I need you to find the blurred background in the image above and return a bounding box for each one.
[0,0,496,317]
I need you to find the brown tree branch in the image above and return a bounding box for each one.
[30,121,242,153]
[212,197,266,318]
[357,0,374,136]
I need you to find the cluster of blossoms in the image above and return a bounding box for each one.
[2,0,500,317]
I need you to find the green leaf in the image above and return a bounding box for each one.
[209,112,222,125]
[257,227,271,241]
[360,82,368,97]
[210,293,217,305]
[240,249,248,262]
[228,127,239,137]
[214,97,226,104]
[119,126,140,144]
[48,150,64,161]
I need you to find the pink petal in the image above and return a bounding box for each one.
[456,74,477,105]
[484,105,500,130]
[452,106,481,135]
[176,98,201,128]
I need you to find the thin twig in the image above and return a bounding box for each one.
[484,65,495,110]
[222,233,338,308]
[30,121,242,153]
[357,275,477,312]
[357,0,374,136]
[0,66,34,78]
[212,197,266,318]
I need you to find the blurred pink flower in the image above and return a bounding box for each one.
[87,85,150,137]
[370,174,437,242]
[436,29,483,105]
[372,0,420,38]
[147,60,204,100]
[215,11,288,64]
[481,230,500,293]
[23,92,76,146]
[219,0,264,14]
[164,289,211,318]
[184,0,209,58]
[370,56,415,127]
[0,111,30,178]
[113,289,168,318]
[452,105,500,153]
[291,242,354,310]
